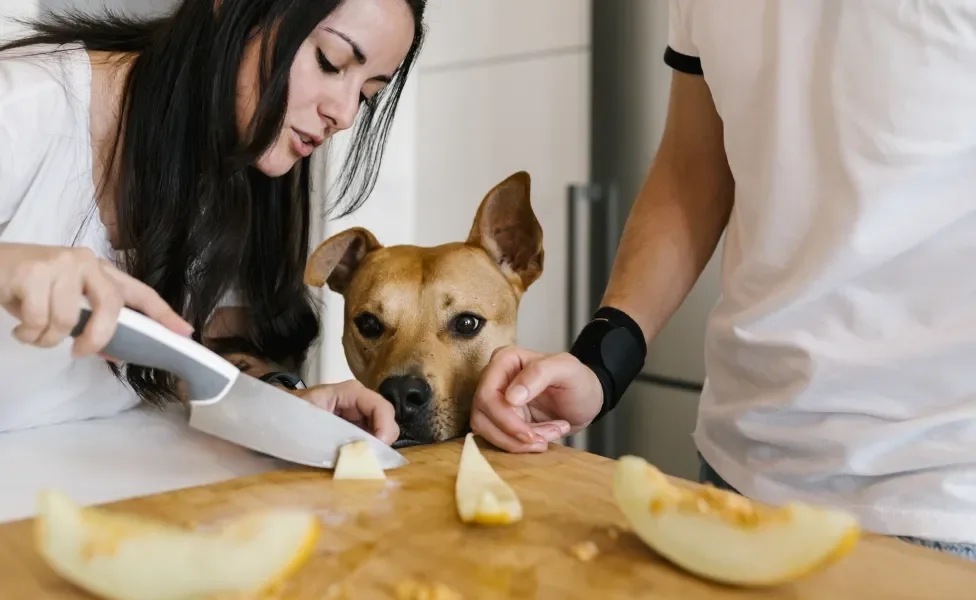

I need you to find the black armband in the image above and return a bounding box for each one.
[569,306,647,423]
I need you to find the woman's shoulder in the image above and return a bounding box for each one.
[0,43,92,225]
[0,43,91,122]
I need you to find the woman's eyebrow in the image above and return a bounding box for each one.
[324,27,365,64]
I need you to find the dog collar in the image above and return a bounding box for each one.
[258,371,306,390]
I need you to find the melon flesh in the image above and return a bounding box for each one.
[34,490,320,600]
[333,440,387,480]
[455,433,522,525]
[612,455,860,587]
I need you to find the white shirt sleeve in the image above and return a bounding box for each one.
[0,45,88,229]
[665,0,704,76]
[0,58,35,226]
[667,0,699,58]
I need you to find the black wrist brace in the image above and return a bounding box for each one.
[569,306,647,423]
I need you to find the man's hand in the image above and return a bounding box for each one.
[292,380,399,445]
[470,345,604,453]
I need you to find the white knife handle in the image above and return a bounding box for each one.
[71,306,239,402]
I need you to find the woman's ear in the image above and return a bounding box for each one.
[305,227,383,294]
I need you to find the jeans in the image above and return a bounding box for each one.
[697,457,976,562]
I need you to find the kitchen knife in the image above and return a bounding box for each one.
[70,306,408,471]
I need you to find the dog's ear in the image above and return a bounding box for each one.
[466,171,544,291]
[305,227,382,294]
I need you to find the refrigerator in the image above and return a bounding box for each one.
[566,1,724,481]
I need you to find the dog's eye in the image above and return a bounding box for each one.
[354,313,384,339]
[452,313,484,338]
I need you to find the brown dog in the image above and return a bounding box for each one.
[304,171,544,446]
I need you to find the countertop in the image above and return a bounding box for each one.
[4,438,976,598]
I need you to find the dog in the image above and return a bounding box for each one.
[304,171,544,447]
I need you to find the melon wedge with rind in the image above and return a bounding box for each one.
[34,490,320,600]
[455,433,522,525]
[612,455,860,587]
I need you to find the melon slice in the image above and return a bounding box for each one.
[333,440,386,480]
[34,490,320,600]
[612,455,860,587]
[395,579,463,600]
[455,433,522,525]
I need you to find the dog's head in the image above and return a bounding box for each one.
[305,171,544,445]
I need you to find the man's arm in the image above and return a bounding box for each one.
[600,71,734,342]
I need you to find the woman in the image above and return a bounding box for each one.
[0,0,425,444]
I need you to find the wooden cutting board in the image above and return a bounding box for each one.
[3,438,976,599]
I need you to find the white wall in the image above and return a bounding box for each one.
[311,79,420,385]
[0,0,38,42]
[37,0,176,16]
[2,0,176,42]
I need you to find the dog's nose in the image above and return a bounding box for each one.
[378,376,433,420]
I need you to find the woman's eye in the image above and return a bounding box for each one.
[354,313,384,339]
[451,313,485,338]
[316,49,339,74]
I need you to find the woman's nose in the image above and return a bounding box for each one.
[322,87,360,133]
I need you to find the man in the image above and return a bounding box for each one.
[470,0,976,559]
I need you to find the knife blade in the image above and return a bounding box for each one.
[71,306,408,470]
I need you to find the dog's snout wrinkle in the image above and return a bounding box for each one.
[378,375,433,421]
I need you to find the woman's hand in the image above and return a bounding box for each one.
[470,345,605,453]
[0,243,193,356]
[292,379,399,445]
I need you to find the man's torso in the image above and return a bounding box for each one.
[668,0,976,541]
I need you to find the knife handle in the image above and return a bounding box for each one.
[71,306,239,402]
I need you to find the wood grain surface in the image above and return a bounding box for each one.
[3,438,976,599]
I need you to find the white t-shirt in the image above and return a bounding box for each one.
[0,44,240,434]
[672,0,976,542]
[0,44,138,433]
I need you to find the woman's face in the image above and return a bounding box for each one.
[238,0,416,177]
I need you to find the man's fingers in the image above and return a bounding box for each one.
[471,346,542,443]
[504,353,580,407]
[470,407,546,453]
[473,387,539,445]
[480,346,545,393]
[529,420,572,443]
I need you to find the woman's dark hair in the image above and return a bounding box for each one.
[0,0,426,405]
